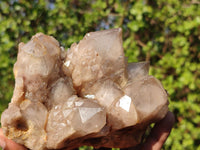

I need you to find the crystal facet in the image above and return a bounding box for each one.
[119,95,132,112]
[1,29,169,150]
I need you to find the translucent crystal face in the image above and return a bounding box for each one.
[0,28,168,150]
[71,99,106,135]
[118,95,132,112]
[81,79,124,109]
[63,28,126,88]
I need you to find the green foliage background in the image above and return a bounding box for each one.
[0,0,200,149]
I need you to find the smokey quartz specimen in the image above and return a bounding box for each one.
[1,28,168,150]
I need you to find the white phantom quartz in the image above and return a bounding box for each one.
[1,28,169,150]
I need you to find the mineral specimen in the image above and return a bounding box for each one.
[0,28,169,150]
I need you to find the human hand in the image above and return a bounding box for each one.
[0,128,26,150]
[123,111,175,150]
[139,111,175,150]
[94,111,175,150]
[0,111,175,150]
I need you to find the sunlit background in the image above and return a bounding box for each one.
[0,0,200,149]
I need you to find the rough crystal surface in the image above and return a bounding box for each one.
[1,28,169,150]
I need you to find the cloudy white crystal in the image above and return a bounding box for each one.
[1,28,169,150]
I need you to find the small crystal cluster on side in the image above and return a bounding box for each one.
[1,28,168,150]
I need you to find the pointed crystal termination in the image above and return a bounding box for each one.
[1,28,169,150]
[46,96,106,149]
[12,33,62,105]
[63,28,127,89]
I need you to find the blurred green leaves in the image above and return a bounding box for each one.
[0,0,199,149]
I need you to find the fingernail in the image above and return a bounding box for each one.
[0,137,6,149]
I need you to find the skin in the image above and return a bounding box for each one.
[0,111,175,150]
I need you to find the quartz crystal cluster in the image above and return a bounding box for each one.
[1,28,169,150]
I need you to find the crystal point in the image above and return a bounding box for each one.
[63,28,126,88]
